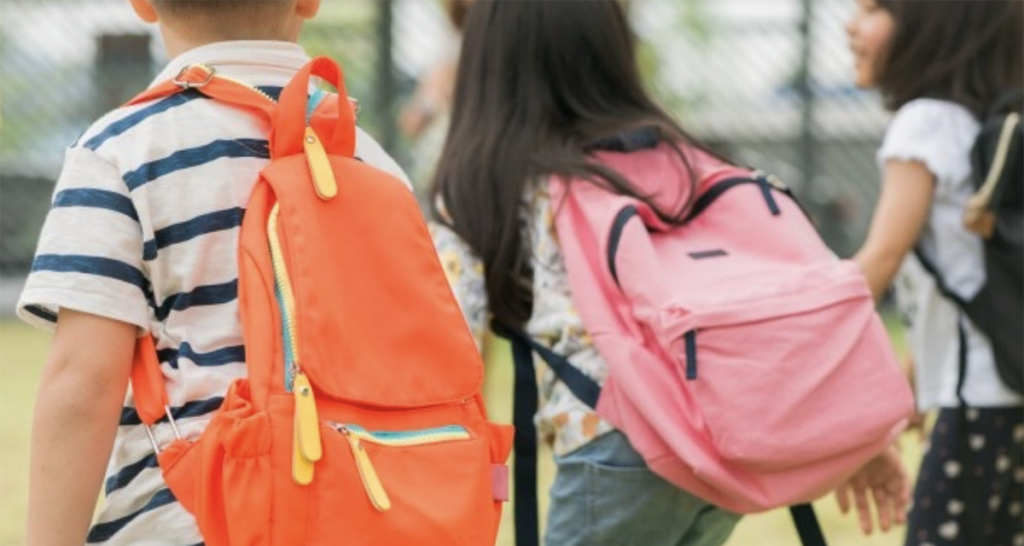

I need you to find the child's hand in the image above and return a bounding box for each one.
[834,443,910,535]
[905,409,928,442]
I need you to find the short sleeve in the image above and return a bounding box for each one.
[877,99,980,192]
[428,221,489,351]
[17,146,151,332]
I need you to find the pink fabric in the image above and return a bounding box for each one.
[491,464,509,502]
[550,145,913,513]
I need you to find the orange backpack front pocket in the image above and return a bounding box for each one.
[306,421,496,546]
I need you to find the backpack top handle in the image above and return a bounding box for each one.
[273,56,356,160]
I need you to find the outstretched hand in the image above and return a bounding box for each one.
[835,443,911,535]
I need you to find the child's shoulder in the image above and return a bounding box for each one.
[890,98,978,135]
[881,98,981,185]
[73,97,170,155]
[885,98,980,150]
[72,88,241,164]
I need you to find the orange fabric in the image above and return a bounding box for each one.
[129,335,167,425]
[129,57,513,545]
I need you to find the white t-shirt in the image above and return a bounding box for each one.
[17,41,409,545]
[879,98,1022,409]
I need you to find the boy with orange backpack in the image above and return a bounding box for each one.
[18,1,512,545]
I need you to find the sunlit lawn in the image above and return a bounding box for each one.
[0,320,917,546]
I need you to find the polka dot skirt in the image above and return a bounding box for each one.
[905,407,1024,546]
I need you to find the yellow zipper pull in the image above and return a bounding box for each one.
[303,127,338,200]
[341,427,392,511]
[292,372,322,485]
[293,423,315,485]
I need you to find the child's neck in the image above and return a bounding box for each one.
[158,23,297,59]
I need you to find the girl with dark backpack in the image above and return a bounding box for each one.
[846,1,1024,545]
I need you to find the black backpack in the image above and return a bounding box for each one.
[924,90,1023,395]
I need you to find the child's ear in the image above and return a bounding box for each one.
[129,0,159,23]
[296,0,321,19]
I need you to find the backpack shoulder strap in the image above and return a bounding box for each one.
[129,65,277,123]
[127,66,281,442]
[492,323,601,408]
[913,247,969,307]
[490,323,597,546]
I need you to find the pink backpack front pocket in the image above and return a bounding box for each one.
[658,267,909,471]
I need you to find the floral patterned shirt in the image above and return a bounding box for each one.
[430,185,615,456]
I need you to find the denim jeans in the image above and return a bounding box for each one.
[544,431,740,546]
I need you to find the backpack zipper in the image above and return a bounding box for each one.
[268,204,303,391]
[328,423,472,511]
[269,203,323,484]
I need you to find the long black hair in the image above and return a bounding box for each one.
[432,0,712,328]
[875,0,1024,116]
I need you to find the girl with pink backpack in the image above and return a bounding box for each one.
[430,1,912,545]
[847,2,1023,545]
[429,3,739,544]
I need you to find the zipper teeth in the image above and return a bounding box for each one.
[268,204,301,384]
[190,63,278,104]
[220,74,278,103]
[331,423,471,446]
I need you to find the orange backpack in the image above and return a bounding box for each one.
[129,57,514,546]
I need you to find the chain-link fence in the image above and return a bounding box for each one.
[636,0,889,256]
[0,0,889,311]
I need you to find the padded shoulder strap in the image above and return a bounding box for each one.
[129,65,277,123]
[127,65,283,428]
[130,335,169,427]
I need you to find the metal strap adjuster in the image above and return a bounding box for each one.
[173,65,215,90]
[143,406,182,454]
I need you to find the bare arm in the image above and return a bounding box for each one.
[26,309,136,546]
[836,159,933,534]
[854,160,935,300]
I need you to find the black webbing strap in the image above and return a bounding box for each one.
[506,329,540,546]
[913,248,969,307]
[790,504,828,546]
[492,323,601,409]
[492,322,602,546]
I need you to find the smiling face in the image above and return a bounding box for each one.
[846,0,895,88]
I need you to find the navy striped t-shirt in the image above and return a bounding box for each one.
[17,40,410,545]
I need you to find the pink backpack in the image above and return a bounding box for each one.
[498,138,913,545]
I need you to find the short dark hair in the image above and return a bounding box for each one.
[153,0,295,39]
[151,0,288,19]
[876,0,1023,117]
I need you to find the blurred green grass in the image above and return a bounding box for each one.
[0,319,916,546]
[0,321,47,546]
